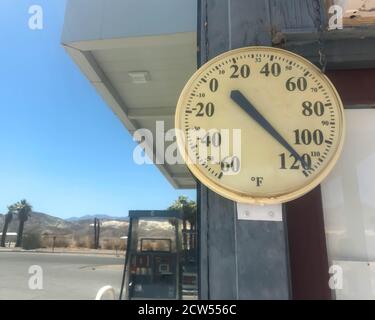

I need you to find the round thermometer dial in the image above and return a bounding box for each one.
[175,47,345,204]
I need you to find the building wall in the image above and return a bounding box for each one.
[322,109,375,299]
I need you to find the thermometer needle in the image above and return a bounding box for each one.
[230,90,308,169]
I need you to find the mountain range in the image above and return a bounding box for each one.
[66,214,129,222]
[0,211,129,243]
[0,211,176,250]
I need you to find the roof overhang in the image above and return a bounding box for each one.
[61,0,197,189]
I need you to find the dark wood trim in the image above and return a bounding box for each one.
[326,69,375,105]
[285,186,331,300]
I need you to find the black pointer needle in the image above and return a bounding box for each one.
[230,90,308,169]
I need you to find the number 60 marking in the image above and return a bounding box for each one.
[220,156,241,175]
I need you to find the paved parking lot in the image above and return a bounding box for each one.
[0,251,124,300]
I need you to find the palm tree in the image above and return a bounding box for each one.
[1,205,16,247]
[15,199,32,247]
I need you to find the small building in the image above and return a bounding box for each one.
[0,232,17,247]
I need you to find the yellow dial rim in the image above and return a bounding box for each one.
[175,47,345,204]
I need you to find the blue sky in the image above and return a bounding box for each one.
[0,1,195,218]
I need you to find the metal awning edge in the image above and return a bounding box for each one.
[62,42,194,189]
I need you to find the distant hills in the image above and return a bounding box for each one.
[0,211,129,244]
[0,211,175,250]
[66,214,129,222]
[0,211,77,235]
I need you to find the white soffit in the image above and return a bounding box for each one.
[62,32,197,189]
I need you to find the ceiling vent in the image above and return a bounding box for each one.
[128,71,150,84]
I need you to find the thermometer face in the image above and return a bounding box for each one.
[175,47,345,204]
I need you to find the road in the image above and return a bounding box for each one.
[0,251,125,300]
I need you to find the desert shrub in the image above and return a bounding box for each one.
[118,240,127,251]
[53,237,70,248]
[102,239,127,251]
[73,235,92,248]
[74,239,86,248]
[102,239,116,250]
[40,237,51,248]
[22,233,42,250]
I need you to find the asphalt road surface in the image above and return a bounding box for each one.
[0,251,124,300]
